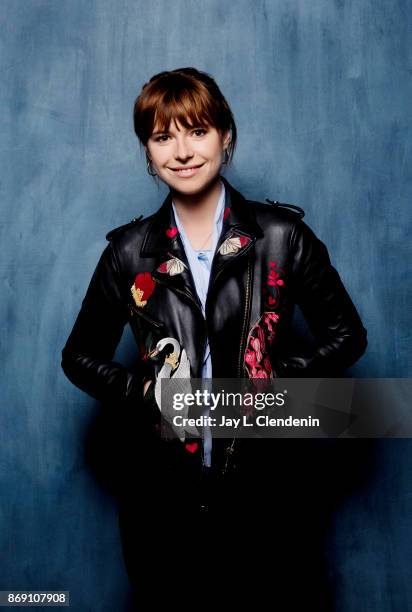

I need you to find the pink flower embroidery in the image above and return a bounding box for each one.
[253,367,269,379]
[257,324,265,346]
[251,337,263,363]
[243,311,281,378]
[245,349,257,368]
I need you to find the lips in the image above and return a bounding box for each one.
[169,164,203,171]
[168,163,205,177]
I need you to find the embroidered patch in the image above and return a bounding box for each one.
[147,336,199,445]
[157,257,187,276]
[244,312,280,378]
[262,261,285,308]
[185,442,199,454]
[130,272,156,307]
[165,226,178,238]
[218,235,250,255]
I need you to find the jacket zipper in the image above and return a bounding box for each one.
[223,252,253,477]
[237,252,253,377]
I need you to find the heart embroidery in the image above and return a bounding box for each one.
[166,227,178,238]
[185,442,199,454]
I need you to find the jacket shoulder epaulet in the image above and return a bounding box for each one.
[105,215,144,241]
[264,198,305,219]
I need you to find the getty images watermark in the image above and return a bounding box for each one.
[171,388,319,430]
[155,378,412,439]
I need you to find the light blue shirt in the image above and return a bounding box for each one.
[172,180,225,467]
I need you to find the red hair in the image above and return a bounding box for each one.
[133,67,237,163]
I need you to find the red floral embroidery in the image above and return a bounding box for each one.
[244,311,280,378]
[166,226,178,238]
[130,272,156,307]
[223,207,230,221]
[264,261,285,308]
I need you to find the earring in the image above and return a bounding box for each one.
[146,158,157,176]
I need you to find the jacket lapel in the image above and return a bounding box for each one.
[140,191,202,313]
[207,177,263,296]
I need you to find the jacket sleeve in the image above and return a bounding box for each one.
[61,242,143,406]
[277,219,368,376]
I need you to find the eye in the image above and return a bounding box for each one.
[192,128,207,137]
[154,134,170,142]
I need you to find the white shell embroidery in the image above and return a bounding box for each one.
[157,257,187,276]
[218,235,249,255]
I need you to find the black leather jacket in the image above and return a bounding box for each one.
[61,177,367,468]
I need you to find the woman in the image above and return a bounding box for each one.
[62,67,367,609]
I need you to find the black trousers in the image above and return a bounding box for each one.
[117,438,335,611]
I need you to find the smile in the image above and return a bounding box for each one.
[168,164,205,178]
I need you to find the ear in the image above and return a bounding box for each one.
[144,145,151,162]
[222,129,231,150]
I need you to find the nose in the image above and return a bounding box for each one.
[174,135,194,162]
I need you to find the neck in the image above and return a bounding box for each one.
[171,176,223,226]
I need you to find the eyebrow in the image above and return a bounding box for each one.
[151,123,206,137]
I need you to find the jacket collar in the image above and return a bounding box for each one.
[141,176,263,257]
[140,176,263,312]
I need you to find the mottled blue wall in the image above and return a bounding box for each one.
[1,1,410,610]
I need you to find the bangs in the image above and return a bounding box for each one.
[153,89,216,134]
[135,76,226,144]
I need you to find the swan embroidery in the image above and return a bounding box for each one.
[148,337,199,442]
[130,272,156,308]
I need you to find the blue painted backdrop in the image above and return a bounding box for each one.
[1,1,411,610]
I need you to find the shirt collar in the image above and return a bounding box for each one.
[171,180,226,251]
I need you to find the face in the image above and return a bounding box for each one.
[146,119,230,195]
